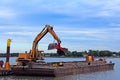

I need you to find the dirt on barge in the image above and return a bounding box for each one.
[11,59,114,77]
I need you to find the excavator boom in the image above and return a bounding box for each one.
[31,25,65,59]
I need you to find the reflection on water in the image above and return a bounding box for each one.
[0,75,87,80]
[0,58,119,80]
[0,76,78,80]
[0,70,116,80]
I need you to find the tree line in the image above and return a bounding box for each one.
[45,50,120,57]
[0,53,18,57]
[0,50,120,57]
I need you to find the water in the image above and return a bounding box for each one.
[0,57,119,80]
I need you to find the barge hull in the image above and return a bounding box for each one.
[55,63,114,76]
[12,61,114,77]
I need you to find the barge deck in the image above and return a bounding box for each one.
[12,61,114,77]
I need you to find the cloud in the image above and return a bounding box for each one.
[1,24,120,43]
[0,25,120,52]
[110,23,120,27]
[56,26,120,42]
[0,25,42,31]
[5,31,36,36]
[0,7,16,19]
[1,0,120,19]
[0,0,120,27]
[0,0,120,52]
[92,0,120,17]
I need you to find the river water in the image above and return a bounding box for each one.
[0,57,119,80]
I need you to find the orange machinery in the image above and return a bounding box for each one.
[16,25,68,65]
[4,39,12,70]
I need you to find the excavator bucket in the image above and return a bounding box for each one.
[48,43,57,50]
[48,43,68,56]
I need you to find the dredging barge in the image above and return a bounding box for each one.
[1,25,115,76]
[12,60,114,77]
[11,25,114,76]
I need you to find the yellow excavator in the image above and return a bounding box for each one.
[16,24,68,65]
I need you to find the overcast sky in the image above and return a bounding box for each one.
[0,0,120,53]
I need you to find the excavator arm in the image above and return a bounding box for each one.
[31,24,67,60]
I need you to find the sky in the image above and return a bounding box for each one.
[0,0,120,53]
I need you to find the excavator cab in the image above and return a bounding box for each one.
[48,43,68,56]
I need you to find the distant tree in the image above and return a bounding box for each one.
[72,51,77,57]
[77,52,83,57]
[118,52,120,56]
[0,50,115,58]
[88,50,99,57]
[66,51,72,57]
[99,50,112,57]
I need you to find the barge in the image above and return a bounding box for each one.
[11,25,115,77]
[12,60,114,77]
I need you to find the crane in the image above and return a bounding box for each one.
[16,25,67,65]
[4,39,12,70]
